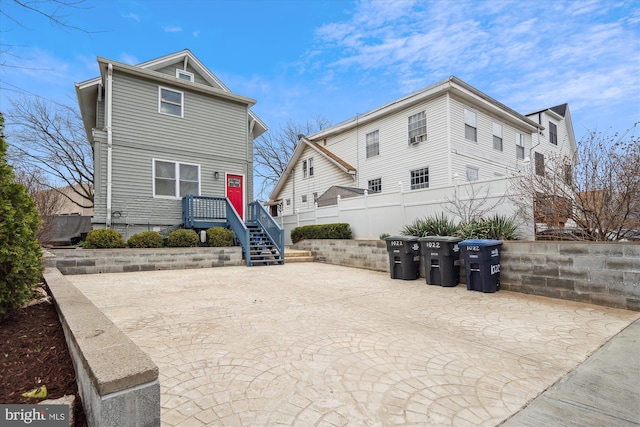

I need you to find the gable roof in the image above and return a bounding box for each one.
[75,49,267,141]
[525,103,577,155]
[268,136,356,201]
[307,76,542,141]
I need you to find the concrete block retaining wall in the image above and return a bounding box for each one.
[44,266,160,427]
[292,239,640,311]
[51,247,243,275]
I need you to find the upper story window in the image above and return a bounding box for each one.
[549,121,558,145]
[516,132,525,159]
[302,157,314,178]
[464,108,477,142]
[493,122,503,151]
[368,178,382,193]
[408,111,427,144]
[176,69,194,82]
[159,87,183,117]
[535,152,545,176]
[153,159,200,198]
[410,167,429,190]
[466,166,479,182]
[366,130,380,158]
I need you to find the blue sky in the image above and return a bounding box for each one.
[1,0,639,144]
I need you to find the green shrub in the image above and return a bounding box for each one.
[206,227,234,247]
[127,231,164,248]
[0,114,43,320]
[401,213,460,237]
[167,229,199,247]
[458,214,520,240]
[379,233,390,240]
[84,228,126,249]
[291,223,352,244]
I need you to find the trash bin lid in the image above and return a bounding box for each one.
[385,235,419,241]
[459,239,503,246]
[418,236,462,242]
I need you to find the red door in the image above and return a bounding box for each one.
[226,174,244,219]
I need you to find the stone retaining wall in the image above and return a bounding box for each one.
[44,266,160,427]
[51,247,243,275]
[292,239,640,311]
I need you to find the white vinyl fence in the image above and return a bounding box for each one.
[277,177,534,245]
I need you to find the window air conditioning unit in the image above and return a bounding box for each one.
[409,135,425,145]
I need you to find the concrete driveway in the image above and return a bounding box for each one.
[67,263,639,426]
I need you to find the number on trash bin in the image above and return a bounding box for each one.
[467,245,480,252]
[390,241,403,246]
[490,264,501,274]
[425,241,441,249]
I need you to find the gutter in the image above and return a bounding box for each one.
[106,63,113,228]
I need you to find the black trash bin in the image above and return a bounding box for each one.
[419,236,462,287]
[459,239,503,293]
[384,236,421,280]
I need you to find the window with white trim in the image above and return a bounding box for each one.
[549,121,558,145]
[176,69,194,82]
[464,108,477,142]
[516,132,525,159]
[466,166,479,182]
[153,159,200,198]
[302,157,314,178]
[366,130,379,158]
[286,199,291,206]
[408,111,427,144]
[301,194,307,203]
[410,167,429,190]
[159,87,183,117]
[493,122,503,151]
[368,178,382,193]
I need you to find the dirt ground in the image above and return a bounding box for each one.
[0,287,87,426]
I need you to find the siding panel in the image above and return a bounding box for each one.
[100,70,252,228]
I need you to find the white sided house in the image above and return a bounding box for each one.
[269,76,576,243]
[76,49,285,266]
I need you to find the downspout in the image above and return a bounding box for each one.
[106,63,113,228]
[446,91,452,184]
[355,113,360,186]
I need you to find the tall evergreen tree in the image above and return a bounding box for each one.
[0,113,43,320]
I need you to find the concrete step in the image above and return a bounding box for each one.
[284,249,314,263]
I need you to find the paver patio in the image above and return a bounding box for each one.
[67,263,639,426]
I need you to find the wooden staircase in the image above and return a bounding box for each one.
[248,225,284,265]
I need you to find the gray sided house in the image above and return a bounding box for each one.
[76,49,283,265]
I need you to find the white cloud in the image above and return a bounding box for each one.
[193,30,200,38]
[305,0,639,133]
[163,25,182,33]
[119,53,138,65]
[123,12,140,22]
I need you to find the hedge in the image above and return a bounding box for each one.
[291,223,352,244]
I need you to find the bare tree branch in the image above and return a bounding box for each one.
[510,124,640,240]
[6,95,93,209]
[254,116,331,201]
[445,180,506,224]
